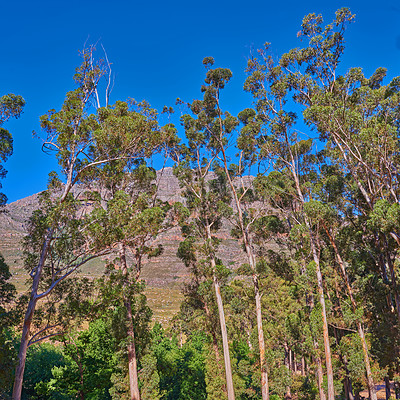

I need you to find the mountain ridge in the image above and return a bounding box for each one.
[0,168,247,293]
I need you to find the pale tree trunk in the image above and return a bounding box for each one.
[13,234,52,400]
[13,298,37,400]
[119,244,141,400]
[206,221,235,400]
[288,154,334,400]
[312,246,335,400]
[305,265,327,400]
[284,343,292,400]
[126,300,140,400]
[253,271,270,400]
[314,354,327,400]
[220,142,270,400]
[294,204,334,400]
[203,300,222,366]
[213,274,235,400]
[324,229,377,400]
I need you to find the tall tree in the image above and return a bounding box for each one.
[94,160,171,400]
[180,56,270,399]
[174,109,236,399]
[244,8,395,400]
[12,48,169,400]
[0,93,24,394]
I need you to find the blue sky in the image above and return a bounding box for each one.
[2,0,400,202]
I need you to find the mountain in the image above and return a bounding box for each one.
[0,168,247,294]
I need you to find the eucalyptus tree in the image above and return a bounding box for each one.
[12,49,170,400]
[243,22,346,400]
[93,159,171,400]
[173,106,236,399]
[181,56,273,400]
[253,152,332,400]
[0,93,24,394]
[243,8,392,400]
[295,15,400,331]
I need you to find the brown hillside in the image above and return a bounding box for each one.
[0,168,247,293]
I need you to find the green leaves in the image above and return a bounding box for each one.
[0,94,25,125]
[0,93,25,205]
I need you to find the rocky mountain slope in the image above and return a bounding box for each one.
[0,168,247,293]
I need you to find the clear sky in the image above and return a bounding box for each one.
[2,0,400,202]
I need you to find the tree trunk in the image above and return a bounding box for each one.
[221,151,270,400]
[12,234,52,400]
[301,357,306,377]
[305,266,326,400]
[205,219,235,399]
[213,274,236,400]
[119,244,141,400]
[385,377,391,400]
[286,142,334,400]
[343,376,354,400]
[254,272,270,400]
[324,228,377,400]
[314,354,326,400]
[126,299,140,400]
[284,343,292,400]
[12,296,37,400]
[311,236,335,400]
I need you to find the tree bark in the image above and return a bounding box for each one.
[221,147,269,400]
[120,244,141,400]
[385,376,391,400]
[213,274,235,400]
[253,272,270,400]
[307,222,335,400]
[324,228,377,400]
[204,219,236,400]
[12,233,52,400]
[314,354,326,400]
[284,342,292,400]
[126,300,140,400]
[285,134,335,400]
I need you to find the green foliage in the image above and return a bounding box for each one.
[37,319,118,400]
[23,343,65,400]
[0,93,25,205]
[145,324,207,400]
